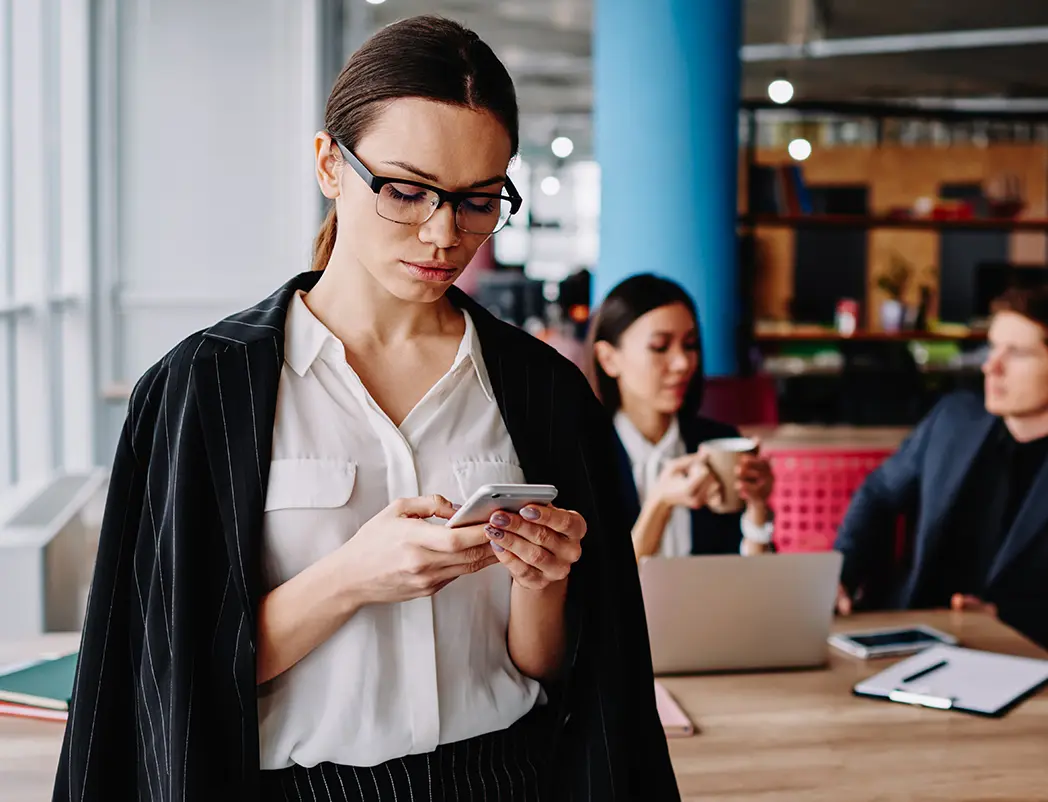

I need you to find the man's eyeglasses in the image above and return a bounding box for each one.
[332,137,523,236]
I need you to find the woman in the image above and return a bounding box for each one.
[54,17,677,802]
[586,274,775,560]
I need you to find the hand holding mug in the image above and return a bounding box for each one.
[735,439,774,506]
[653,453,723,511]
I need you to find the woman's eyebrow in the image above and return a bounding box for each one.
[382,159,506,189]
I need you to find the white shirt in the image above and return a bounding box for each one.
[614,412,772,556]
[614,412,693,557]
[258,291,541,770]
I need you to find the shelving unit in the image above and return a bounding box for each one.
[736,98,1048,374]
[754,329,987,343]
[741,214,1048,232]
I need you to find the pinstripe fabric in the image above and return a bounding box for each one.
[52,271,679,801]
[261,707,547,801]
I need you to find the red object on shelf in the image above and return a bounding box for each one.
[767,448,896,553]
[699,375,779,427]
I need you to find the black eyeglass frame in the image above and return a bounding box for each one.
[331,137,523,232]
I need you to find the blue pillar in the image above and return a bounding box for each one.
[593,0,743,376]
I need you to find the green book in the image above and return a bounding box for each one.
[0,652,78,711]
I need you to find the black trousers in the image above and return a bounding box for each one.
[261,711,550,802]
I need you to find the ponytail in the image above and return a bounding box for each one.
[312,206,338,271]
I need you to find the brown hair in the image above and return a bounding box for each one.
[584,274,705,416]
[992,283,1048,333]
[311,15,519,271]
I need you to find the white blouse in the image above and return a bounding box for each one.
[614,412,693,558]
[258,291,541,770]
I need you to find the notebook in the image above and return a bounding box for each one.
[854,644,1048,717]
[654,680,694,737]
[0,651,78,711]
[0,701,68,722]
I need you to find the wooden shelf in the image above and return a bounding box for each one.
[740,214,1048,232]
[754,329,987,343]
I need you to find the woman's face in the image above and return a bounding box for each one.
[597,302,700,415]
[316,97,513,304]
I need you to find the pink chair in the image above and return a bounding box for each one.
[699,374,779,427]
[766,448,899,553]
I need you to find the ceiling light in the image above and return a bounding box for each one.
[540,176,561,196]
[551,136,574,159]
[788,138,812,161]
[365,0,386,5]
[768,78,794,105]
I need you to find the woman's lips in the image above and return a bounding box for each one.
[402,260,458,282]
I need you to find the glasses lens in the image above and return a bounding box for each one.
[456,196,515,235]
[376,182,439,225]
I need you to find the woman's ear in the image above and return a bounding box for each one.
[315,132,342,200]
[593,340,622,379]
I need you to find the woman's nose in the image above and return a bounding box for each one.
[669,350,691,372]
[418,203,460,250]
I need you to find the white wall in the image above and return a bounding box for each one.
[110,0,324,378]
[96,0,328,456]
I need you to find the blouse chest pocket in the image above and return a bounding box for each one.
[262,459,360,587]
[451,458,527,505]
[264,458,358,511]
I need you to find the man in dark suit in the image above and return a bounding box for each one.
[835,285,1048,648]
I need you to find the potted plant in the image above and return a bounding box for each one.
[876,254,911,332]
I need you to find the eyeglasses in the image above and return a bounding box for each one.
[332,137,523,235]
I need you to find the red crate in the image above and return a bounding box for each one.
[767,449,895,553]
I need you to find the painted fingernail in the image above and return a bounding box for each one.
[491,512,510,527]
[491,542,504,552]
[451,503,462,510]
[520,506,540,521]
[485,525,504,540]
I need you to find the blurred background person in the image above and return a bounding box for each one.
[585,274,775,560]
[835,286,1048,648]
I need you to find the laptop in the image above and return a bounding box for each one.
[639,551,843,675]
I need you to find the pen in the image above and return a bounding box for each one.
[900,658,949,684]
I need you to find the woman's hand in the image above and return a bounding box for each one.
[340,494,497,606]
[653,454,723,511]
[736,441,774,509]
[257,494,494,684]
[484,504,587,590]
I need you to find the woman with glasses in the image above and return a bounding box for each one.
[586,275,776,561]
[54,16,677,802]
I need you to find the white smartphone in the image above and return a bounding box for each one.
[445,483,558,528]
[829,624,958,659]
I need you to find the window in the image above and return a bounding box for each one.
[0,0,93,496]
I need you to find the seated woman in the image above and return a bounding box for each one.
[585,274,775,559]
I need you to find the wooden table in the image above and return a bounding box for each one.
[0,633,79,802]
[3,614,1047,801]
[662,610,1048,801]
[741,424,911,452]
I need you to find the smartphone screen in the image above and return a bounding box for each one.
[849,629,945,649]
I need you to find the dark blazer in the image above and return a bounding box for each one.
[835,391,1048,647]
[616,415,747,555]
[53,271,679,801]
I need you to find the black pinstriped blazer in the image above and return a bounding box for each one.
[53,270,680,801]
